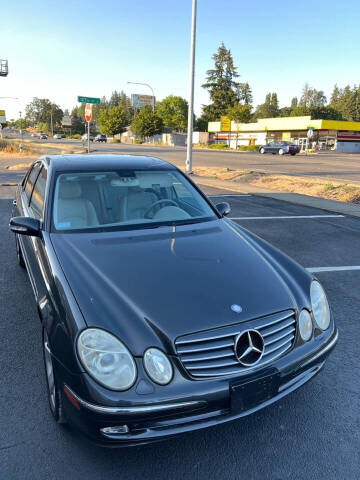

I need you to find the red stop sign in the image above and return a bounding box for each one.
[85,103,92,122]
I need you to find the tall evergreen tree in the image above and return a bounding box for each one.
[202,42,243,120]
[254,93,279,118]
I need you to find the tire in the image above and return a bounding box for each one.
[290,152,296,156]
[15,234,25,268]
[279,148,284,155]
[260,147,265,154]
[42,329,67,424]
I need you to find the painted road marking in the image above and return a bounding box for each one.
[230,215,344,220]
[307,266,360,273]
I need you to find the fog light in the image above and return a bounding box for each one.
[299,309,313,341]
[100,425,129,435]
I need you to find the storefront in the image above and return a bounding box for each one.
[208,116,360,152]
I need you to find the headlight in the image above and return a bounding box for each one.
[299,309,312,341]
[143,348,173,385]
[310,281,330,330]
[77,329,137,391]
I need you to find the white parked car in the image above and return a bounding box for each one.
[53,134,63,139]
[82,133,94,142]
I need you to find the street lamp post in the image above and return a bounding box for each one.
[127,81,155,111]
[19,111,23,151]
[185,0,197,174]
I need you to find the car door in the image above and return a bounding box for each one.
[16,162,42,296]
[26,165,50,302]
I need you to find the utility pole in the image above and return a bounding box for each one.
[19,111,23,152]
[50,105,54,137]
[186,0,197,174]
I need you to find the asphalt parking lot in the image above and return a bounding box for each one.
[0,182,359,480]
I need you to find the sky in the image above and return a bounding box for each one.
[1,0,360,121]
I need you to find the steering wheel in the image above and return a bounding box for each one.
[144,199,178,219]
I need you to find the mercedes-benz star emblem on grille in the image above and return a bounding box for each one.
[234,330,265,367]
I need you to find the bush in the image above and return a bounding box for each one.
[238,145,260,152]
[113,138,121,143]
[134,139,143,144]
[70,134,82,140]
[208,143,229,149]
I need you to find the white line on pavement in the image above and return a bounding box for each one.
[208,194,252,197]
[307,266,360,273]
[230,215,344,220]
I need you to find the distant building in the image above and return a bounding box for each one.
[208,116,360,152]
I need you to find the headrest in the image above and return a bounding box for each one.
[59,182,82,199]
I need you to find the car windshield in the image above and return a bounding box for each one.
[52,169,217,232]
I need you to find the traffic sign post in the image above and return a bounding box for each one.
[85,103,92,153]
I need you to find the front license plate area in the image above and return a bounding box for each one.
[231,373,280,413]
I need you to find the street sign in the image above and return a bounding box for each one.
[85,104,92,122]
[131,94,155,109]
[0,109,6,123]
[78,96,100,104]
[220,116,231,132]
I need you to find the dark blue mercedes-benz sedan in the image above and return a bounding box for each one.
[10,154,337,446]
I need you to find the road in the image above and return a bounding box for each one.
[4,133,360,183]
[0,174,359,480]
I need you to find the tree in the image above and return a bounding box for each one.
[156,95,188,132]
[98,105,129,137]
[25,98,63,129]
[290,105,342,120]
[194,115,209,132]
[299,84,326,108]
[237,82,253,106]
[253,93,279,118]
[290,97,298,109]
[130,105,163,138]
[330,85,341,105]
[202,42,244,120]
[226,104,252,123]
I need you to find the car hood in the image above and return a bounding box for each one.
[50,220,296,355]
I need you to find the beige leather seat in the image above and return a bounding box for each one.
[57,182,99,228]
[119,189,157,220]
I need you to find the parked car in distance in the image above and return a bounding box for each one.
[53,134,63,139]
[39,134,47,140]
[31,133,38,138]
[94,134,107,143]
[10,154,337,446]
[259,141,299,155]
[82,133,93,142]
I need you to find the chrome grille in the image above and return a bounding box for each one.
[175,310,296,378]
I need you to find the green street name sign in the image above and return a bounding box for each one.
[77,96,100,104]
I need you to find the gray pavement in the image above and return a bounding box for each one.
[0,181,359,480]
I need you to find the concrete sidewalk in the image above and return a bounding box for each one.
[192,174,360,218]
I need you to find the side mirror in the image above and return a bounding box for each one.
[9,216,41,237]
[216,202,231,217]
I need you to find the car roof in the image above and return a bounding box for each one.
[40,154,176,172]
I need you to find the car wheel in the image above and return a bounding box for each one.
[43,329,67,424]
[279,148,284,155]
[260,147,265,154]
[290,152,296,156]
[15,234,25,268]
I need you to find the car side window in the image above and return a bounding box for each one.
[24,163,42,202]
[29,166,47,220]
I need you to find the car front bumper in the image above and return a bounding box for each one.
[60,328,338,447]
